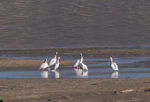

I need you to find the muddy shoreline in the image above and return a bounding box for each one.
[0,48,149,101]
[0,78,150,102]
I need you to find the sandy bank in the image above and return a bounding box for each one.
[0,78,149,102]
[0,58,103,71]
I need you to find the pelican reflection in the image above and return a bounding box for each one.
[51,70,60,78]
[74,68,88,78]
[111,71,119,78]
[40,70,49,78]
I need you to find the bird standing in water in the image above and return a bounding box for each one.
[110,57,118,71]
[53,56,61,71]
[49,52,58,67]
[74,53,88,71]
[74,53,83,69]
[79,60,88,71]
[39,59,49,71]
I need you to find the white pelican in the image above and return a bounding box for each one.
[79,61,88,71]
[39,59,49,71]
[51,56,60,71]
[110,57,118,71]
[49,52,58,67]
[74,53,83,69]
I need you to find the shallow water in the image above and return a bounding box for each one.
[0,67,150,79]
[0,55,150,78]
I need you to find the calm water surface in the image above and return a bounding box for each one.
[0,55,150,78]
[0,67,150,79]
[1,1,150,49]
[1,0,150,78]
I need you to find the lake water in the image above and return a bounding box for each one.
[0,67,150,79]
[0,55,150,78]
[0,1,150,49]
[0,0,150,78]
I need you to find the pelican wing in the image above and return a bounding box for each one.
[39,62,49,70]
[49,57,56,66]
[80,63,88,71]
[111,62,118,71]
[74,59,80,67]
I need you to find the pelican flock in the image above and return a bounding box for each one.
[39,52,119,78]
